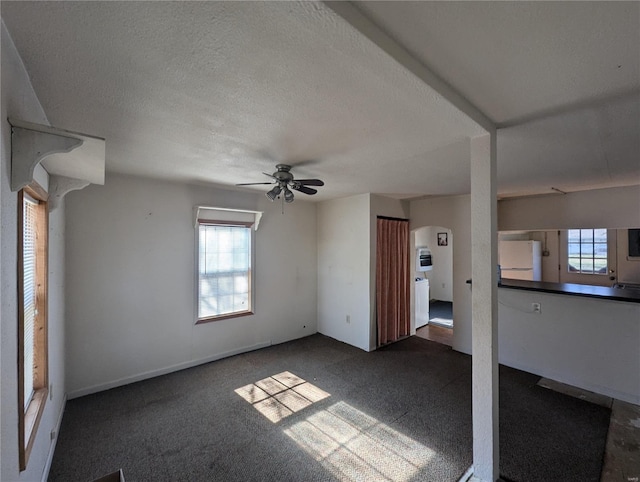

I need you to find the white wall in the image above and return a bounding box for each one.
[410,195,472,354]
[498,288,640,404]
[64,173,317,397]
[411,191,640,403]
[415,226,453,301]
[317,194,410,352]
[317,194,371,351]
[369,195,410,350]
[1,21,67,481]
[498,185,640,231]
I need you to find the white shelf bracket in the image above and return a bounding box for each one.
[48,175,91,211]
[11,124,83,192]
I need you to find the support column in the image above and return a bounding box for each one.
[470,132,499,481]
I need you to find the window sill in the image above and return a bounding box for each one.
[196,310,254,325]
[21,388,47,470]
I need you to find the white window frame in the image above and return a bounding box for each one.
[194,207,260,324]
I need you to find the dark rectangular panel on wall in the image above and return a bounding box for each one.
[629,229,640,257]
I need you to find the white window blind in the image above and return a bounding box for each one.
[198,224,251,319]
[22,196,38,409]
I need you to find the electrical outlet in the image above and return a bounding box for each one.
[49,384,53,400]
[346,315,351,324]
[532,302,541,314]
[50,429,56,441]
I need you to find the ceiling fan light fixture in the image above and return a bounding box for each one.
[284,188,294,203]
[266,185,282,201]
[240,164,323,205]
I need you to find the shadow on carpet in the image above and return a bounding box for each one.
[499,365,610,482]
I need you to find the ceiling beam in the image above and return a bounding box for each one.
[324,1,496,134]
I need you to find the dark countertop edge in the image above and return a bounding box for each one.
[497,279,640,304]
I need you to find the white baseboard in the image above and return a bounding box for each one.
[41,394,67,482]
[67,341,272,399]
[457,466,474,482]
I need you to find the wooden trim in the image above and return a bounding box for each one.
[248,260,253,319]
[196,310,254,325]
[34,197,48,392]
[17,184,49,471]
[24,181,48,202]
[197,219,254,227]
[17,190,26,470]
[22,388,48,469]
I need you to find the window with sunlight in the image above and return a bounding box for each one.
[568,228,607,274]
[197,222,252,322]
[19,188,49,471]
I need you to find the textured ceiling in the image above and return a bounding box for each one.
[1,1,639,201]
[355,1,640,125]
[497,94,640,197]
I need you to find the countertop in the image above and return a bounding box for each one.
[497,279,640,303]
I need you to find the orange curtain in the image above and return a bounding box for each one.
[376,217,410,346]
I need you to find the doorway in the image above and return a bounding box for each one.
[414,226,453,344]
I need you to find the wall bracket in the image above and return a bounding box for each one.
[10,123,83,192]
[48,175,91,211]
[9,119,105,208]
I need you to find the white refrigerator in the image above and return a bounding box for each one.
[499,240,542,281]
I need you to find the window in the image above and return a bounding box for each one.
[18,186,49,470]
[568,228,607,274]
[197,222,252,322]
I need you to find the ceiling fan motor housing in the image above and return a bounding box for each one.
[274,164,294,183]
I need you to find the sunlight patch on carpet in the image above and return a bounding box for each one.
[284,401,435,481]
[235,371,330,423]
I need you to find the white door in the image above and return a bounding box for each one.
[559,229,616,286]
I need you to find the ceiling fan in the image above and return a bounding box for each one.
[236,164,324,203]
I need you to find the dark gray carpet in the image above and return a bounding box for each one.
[499,365,610,482]
[48,334,609,482]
